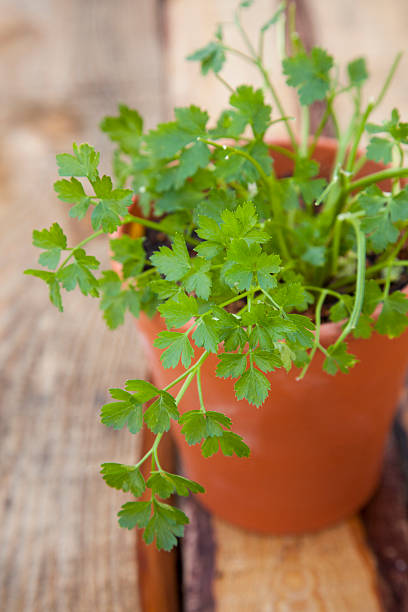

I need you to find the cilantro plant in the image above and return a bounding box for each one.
[26,1,408,550]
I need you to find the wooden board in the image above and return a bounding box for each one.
[2,0,408,610]
[0,1,164,611]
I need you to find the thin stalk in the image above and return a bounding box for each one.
[297,290,327,380]
[383,265,392,300]
[163,351,209,393]
[374,52,403,109]
[304,285,344,300]
[215,73,234,93]
[345,167,408,195]
[196,368,206,414]
[300,105,310,157]
[58,229,104,271]
[345,101,374,174]
[123,214,198,246]
[330,219,342,277]
[198,138,272,186]
[332,217,366,348]
[218,289,254,309]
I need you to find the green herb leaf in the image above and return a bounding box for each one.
[148,471,204,498]
[323,343,358,375]
[187,41,226,75]
[229,85,271,137]
[100,388,144,433]
[100,104,143,154]
[143,499,189,551]
[154,331,194,368]
[347,57,368,86]
[158,293,198,328]
[234,366,270,406]
[101,463,145,496]
[56,143,100,181]
[283,47,333,105]
[375,291,408,338]
[216,353,247,378]
[118,501,151,529]
[143,391,179,433]
[150,234,191,281]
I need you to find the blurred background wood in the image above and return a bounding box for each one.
[1,0,408,610]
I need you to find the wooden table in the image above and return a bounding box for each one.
[2,1,408,610]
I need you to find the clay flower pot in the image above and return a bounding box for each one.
[115,139,408,534]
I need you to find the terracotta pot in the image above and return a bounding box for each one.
[116,139,408,534]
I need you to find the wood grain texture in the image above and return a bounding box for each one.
[0,1,164,610]
[212,517,382,611]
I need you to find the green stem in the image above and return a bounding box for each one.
[345,102,374,174]
[345,168,408,195]
[330,219,342,277]
[304,285,344,300]
[260,287,286,316]
[58,229,104,271]
[198,138,272,186]
[215,73,234,93]
[300,106,310,157]
[163,351,209,393]
[218,289,254,309]
[196,368,206,414]
[374,52,403,109]
[309,102,331,157]
[383,265,392,300]
[332,216,366,348]
[297,290,327,380]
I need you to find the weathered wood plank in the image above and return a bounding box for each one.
[213,517,382,611]
[0,1,164,610]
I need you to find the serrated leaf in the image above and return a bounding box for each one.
[101,463,145,497]
[148,471,204,498]
[154,331,194,368]
[179,410,207,445]
[124,379,159,400]
[234,367,270,406]
[175,141,211,187]
[192,316,220,353]
[150,233,191,281]
[33,222,67,251]
[100,389,143,433]
[100,104,143,154]
[187,41,226,75]
[252,349,281,372]
[216,353,247,378]
[54,177,88,203]
[366,137,394,164]
[158,293,198,328]
[143,500,188,551]
[229,85,271,136]
[56,143,100,181]
[375,291,408,338]
[143,391,179,433]
[283,47,333,105]
[201,431,250,458]
[323,343,358,375]
[118,501,151,529]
